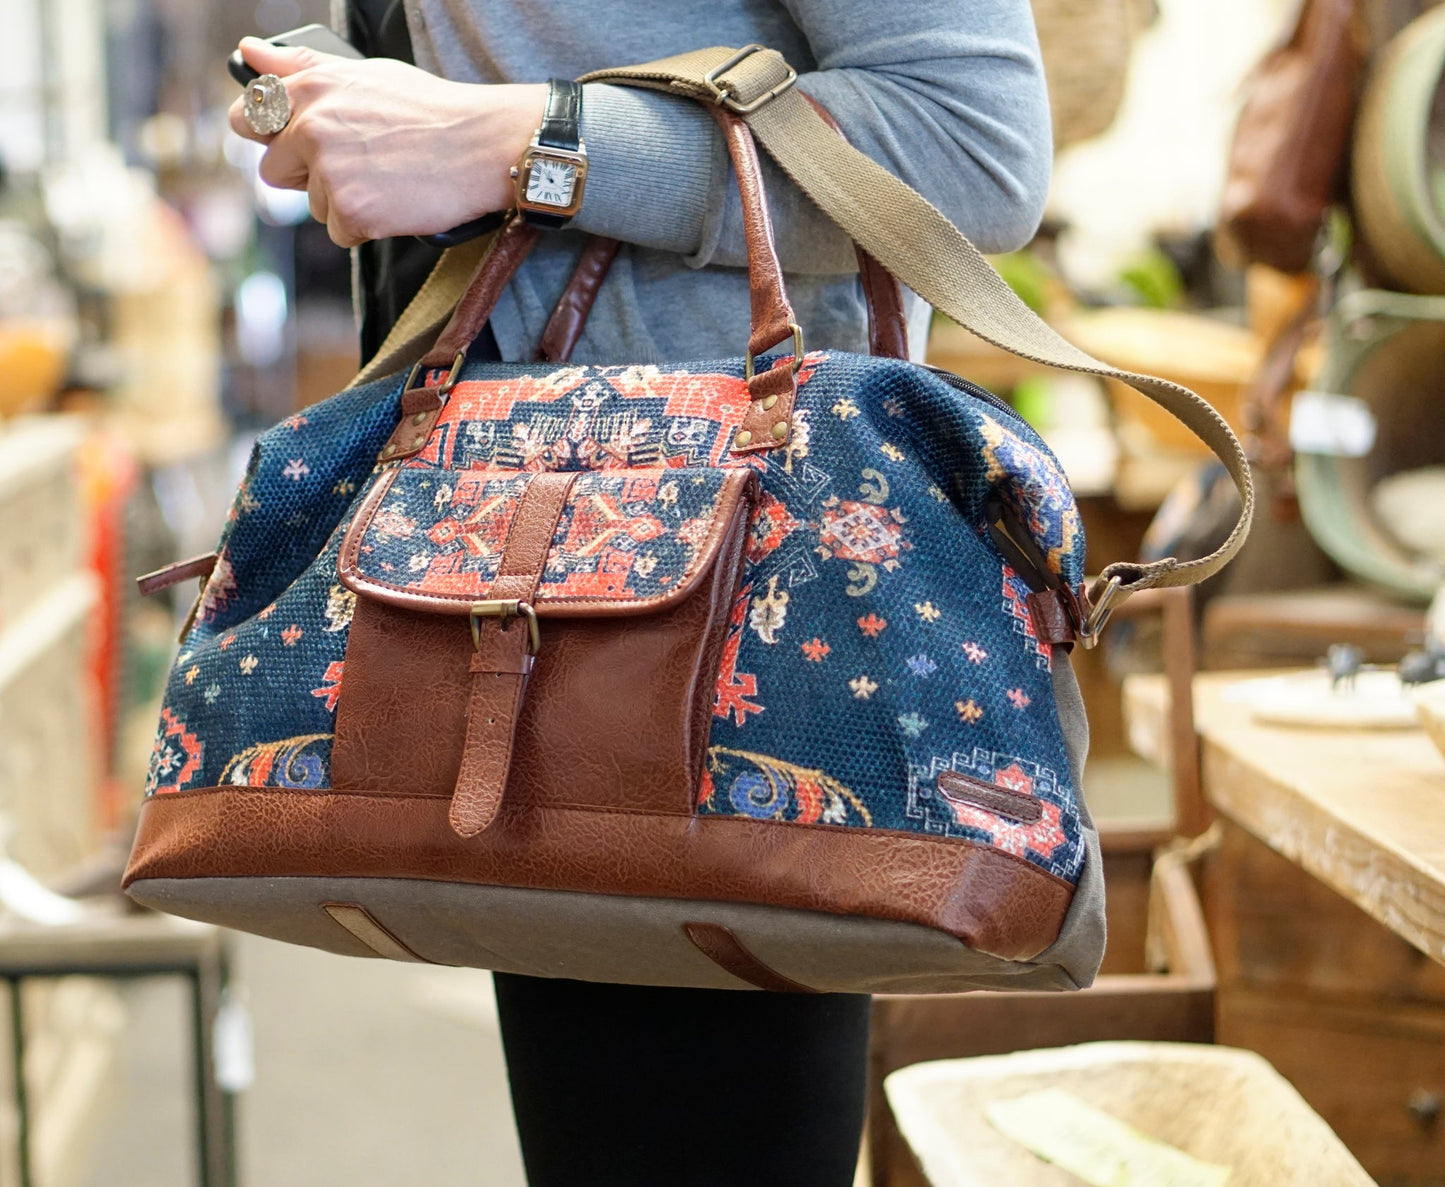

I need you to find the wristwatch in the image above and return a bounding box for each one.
[510,79,588,230]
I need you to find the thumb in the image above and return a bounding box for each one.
[239,37,324,79]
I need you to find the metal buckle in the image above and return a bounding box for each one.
[404,349,467,396]
[702,45,798,114]
[744,322,805,382]
[1077,576,1125,649]
[469,600,541,655]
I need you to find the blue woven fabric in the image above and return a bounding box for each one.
[146,350,1089,885]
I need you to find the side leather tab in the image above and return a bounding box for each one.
[682,922,818,993]
[448,471,577,838]
[136,553,218,597]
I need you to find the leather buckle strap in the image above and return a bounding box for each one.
[700,44,797,114]
[449,472,577,838]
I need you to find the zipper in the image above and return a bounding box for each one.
[924,365,1021,419]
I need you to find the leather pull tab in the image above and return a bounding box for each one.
[450,619,535,838]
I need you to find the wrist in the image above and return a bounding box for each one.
[464,83,548,215]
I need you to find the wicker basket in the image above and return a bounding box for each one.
[886,1041,1374,1186]
[1033,0,1153,148]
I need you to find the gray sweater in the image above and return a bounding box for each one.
[402,0,1051,363]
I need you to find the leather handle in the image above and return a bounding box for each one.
[421,216,541,368]
[535,236,622,363]
[413,100,907,381]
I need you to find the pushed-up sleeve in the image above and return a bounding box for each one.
[570,0,1052,273]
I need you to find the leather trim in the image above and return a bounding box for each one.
[857,247,909,360]
[448,471,576,838]
[136,553,218,597]
[321,902,430,962]
[535,237,620,363]
[681,921,818,992]
[421,216,541,367]
[338,467,759,617]
[706,107,795,360]
[1026,589,1077,646]
[935,770,1043,825]
[124,789,1074,961]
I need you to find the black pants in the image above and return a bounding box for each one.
[493,973,871,1187]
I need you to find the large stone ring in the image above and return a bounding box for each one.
[243,73,291,136]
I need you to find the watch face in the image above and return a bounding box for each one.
[525,158,577,208]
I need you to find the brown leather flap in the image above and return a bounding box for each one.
[339,465,756,617]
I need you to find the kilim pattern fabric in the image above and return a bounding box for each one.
[146,349,1089,884]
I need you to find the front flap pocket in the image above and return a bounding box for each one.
[339,465,755,615]
[334,464,756,840]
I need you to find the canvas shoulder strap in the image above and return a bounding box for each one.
[580,47,1254,607]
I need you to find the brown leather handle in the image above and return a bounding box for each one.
[421,217,541,368]
[422,106,907,377]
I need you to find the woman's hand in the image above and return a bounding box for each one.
[228,38,546,247]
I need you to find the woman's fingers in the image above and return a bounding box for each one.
[306,173,329,227]
[238,37,323,80]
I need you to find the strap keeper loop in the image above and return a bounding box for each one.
[702,45,798,114]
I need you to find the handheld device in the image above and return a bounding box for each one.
[229,25,505,247]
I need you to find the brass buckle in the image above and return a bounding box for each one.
[702,45,798,115]
[469,600,541,655]
[1077,575,1125,650]
[404,349,467,396]
[744,321,805,382]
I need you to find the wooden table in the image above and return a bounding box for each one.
[1124,670,1445,968]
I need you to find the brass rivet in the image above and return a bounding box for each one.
[412,412,429,425]
[733,430,753,448]
[410,436,426,449]
[771,421,788,440]
[761,395,778,411]
[381,443,396,458]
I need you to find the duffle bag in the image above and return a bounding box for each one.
[123,47,1252,994]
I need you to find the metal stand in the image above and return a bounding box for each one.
[0,915,236,1187]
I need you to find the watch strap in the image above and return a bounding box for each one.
[537,78,582,152]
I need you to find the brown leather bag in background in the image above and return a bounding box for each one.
[1217,0,1365,274]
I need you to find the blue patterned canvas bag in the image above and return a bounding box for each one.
[124,50,1252,993]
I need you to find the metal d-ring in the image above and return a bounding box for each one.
[469,600,541,655]
[403,349,467,396]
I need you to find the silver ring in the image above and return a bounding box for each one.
[243,73,291,136]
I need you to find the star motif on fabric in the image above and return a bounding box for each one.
[915,601,942,622]
[258,604,276,620]
[882,398,905,418]
[927,484,949,502]
[281,624,303,646]
[963,641,988,664]
[857,613,887,637]
[333,477,356,496]
[1007,688,1031,709]
[955,698,984,724]
[801,638,830,662]
[184,665,200,685]
[219,634,236,651]
[897,712,929,738]
[880,443,906,462]
[283,458,311,481]
[203,683,221,704]
[905,653,937,678]
[832,399,860,420]
[849,675,879,699]
[239,654,259,675]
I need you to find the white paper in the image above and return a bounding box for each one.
[985,1088,1231,1187]
[1289,391,1377,458]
